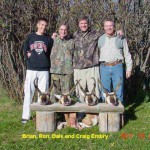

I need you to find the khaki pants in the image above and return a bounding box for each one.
[50,74,73,103]
[74,66,100,102]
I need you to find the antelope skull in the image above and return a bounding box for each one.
[78,77,98,106]
[98,78,122,106]
[34,78,53,105]
[54,80,80,106]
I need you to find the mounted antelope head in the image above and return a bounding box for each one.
[78,77,98,106]
[34,78,53,105]
[54,80,80,106]
[98,78,122,106]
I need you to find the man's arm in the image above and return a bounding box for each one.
[49,37,54,51]
[23,35,30,60]
[98,30,104,37]
[51,33,58,39]
[117,30,124,37]
[123,39,133,79]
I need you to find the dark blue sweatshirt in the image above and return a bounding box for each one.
[23,32,53,71]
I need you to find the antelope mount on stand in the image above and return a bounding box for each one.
[77,77,98,106]
[53,80,83,129]
[34,78,54,105]
[53,80,80,106]
[77,77,99,127]
[98,78,122,106]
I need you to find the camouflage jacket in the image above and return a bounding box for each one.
[73,28,103,69]
[50,36,74,74]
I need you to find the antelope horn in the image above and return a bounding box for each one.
[91,77,96,94]
[49,78,54,93]
[53,81,62,95]
[98,79,108,94]
[114,77,122,93]
[34,78,42,95]
[78,80,86,95]
[69,80,80,95]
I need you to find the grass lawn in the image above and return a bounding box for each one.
[0,86,150,150]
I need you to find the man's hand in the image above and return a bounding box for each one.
[27,51,31,58]
[126,71,131,79]
[51,33,58,39]
[117,30,124,37]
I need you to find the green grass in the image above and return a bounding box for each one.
[0,87,150,150]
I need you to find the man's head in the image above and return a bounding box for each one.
[103,19,115,36]
[36,18,48,34]
[58,23,69,39]
[78,15,89,32]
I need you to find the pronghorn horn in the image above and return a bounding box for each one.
[49,78,54,93]
[34,78,42,95]
[69,80,80,95]
[98,79,108,94]
[114,77,122,93]
[91,77,96,94]
[78,79,86,95]
[53,81,62,95]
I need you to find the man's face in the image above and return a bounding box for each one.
[79,20,88,32]
[59,25,68,39]
[37,20,47,34]
[104,21,115,36]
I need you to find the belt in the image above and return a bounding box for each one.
[101,60,122,66]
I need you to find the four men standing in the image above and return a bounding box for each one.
[22,16,132,124]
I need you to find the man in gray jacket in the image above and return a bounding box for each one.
[98,19,132,103]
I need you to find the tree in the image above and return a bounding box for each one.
[0,0,149,103]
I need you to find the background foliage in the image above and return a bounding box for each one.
[0,0,149,103]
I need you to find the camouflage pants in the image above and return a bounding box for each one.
[50,74,73,103]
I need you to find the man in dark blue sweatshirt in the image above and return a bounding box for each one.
[22,18,53,123]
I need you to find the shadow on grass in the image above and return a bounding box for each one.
[123,67,150,126]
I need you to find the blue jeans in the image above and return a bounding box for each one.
[100,63,124,102]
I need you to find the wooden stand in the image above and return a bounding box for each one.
[36,111,55,132]
[99,113,121,132]
[30,102,124,133]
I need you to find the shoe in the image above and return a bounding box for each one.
[21,119,28,124]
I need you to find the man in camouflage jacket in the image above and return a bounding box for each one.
[50,24,74,102]
[73,15,104,101]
